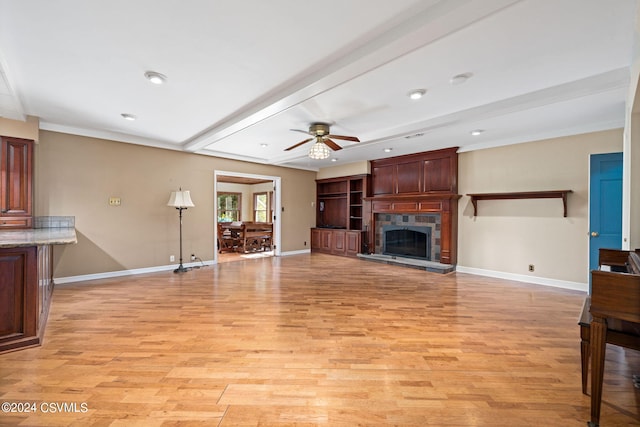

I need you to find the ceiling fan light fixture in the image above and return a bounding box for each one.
[308,140,331,160]
[144,71,167,85]
[408,89,426,100]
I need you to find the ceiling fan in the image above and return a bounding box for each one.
[285,123,360,154]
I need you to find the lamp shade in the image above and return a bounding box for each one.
[167,190,195,208]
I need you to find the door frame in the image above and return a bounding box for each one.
[213,170,282,263]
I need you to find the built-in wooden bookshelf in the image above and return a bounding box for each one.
[313,174,369,257]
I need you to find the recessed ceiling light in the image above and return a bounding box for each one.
[331,158,338,162]
[450,72,473,85]
[470,129,484,136]
[408,89,426,100]
[144,71,167,85]
[260,143,268,148]
[383,148,393,153]
[121,113,137,121]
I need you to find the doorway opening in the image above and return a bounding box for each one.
[214,171,281,264]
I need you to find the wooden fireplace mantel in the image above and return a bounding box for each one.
[366,193,461,265]
[466,190,572,217]
[365,193,461,214]
[366,193,462,213]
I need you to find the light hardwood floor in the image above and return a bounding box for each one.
[1,254,638,426]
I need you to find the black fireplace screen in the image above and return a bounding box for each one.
[383,226,431,260]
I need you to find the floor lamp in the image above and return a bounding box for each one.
[167,188,195,273]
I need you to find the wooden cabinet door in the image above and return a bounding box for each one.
[320,229,332,252]
[311,229,322,251]
[396,161,421,194]
[345,231,361,257]
[331,230,346,255]
[423,156,454,193]
[0,247,37,352]
[1,137,33,228]
[372,165,394,195]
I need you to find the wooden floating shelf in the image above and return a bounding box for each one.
[466,190,572,217]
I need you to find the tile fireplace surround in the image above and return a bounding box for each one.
[375,213,441,262]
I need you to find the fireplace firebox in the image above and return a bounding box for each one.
[382,225,432,261]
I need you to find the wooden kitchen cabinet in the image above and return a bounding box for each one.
[0,244,54,353]
[1,137,33,229]
[0,246,37,352]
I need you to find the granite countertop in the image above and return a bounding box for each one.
[0,227,77,248]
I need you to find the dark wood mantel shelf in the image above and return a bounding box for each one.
[467,190,573,217]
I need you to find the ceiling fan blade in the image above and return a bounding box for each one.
[323,138,343,151]
[289,128,311,135]
[327,134,360,142]
[285,138,314,151]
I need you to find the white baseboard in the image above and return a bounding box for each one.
[55,260,216,285]
[280,249,311,256]
[54,250,312,285]
[455,265,588,292]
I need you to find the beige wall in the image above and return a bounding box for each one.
[316,160,369,179]
[35,130,316,278]
[458,129,623,284]
[0,116,39,141]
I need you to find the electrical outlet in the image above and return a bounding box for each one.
[528,264,535,272]
[170,255,175,262]
[191,254,196,261]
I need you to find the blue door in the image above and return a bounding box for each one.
[589,152,623,285]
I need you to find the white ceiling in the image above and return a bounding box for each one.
[0,0,637,171]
